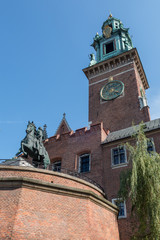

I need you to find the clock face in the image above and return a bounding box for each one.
[100,80,124,101]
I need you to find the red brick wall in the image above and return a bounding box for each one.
[45,123,106,188]
[0,169,120,240]
[88,62,150,132]
[0,188,22,240]
[102,140,133,240]
[102,130,160,240]
[13,188,119,240]
[88,199,119,240]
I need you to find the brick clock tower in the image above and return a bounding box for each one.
[83,14,150,132]
[2,13,160,240]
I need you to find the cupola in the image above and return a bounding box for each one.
[90,14,133,65]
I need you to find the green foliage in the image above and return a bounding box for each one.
[118,124,160,240]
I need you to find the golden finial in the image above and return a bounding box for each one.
[108,11,112,19]
[108,76,113,81]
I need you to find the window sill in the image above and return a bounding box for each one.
[79,170,90,174]
[102,49,117,57]
[118,215,127,219]
[111,163,128,169]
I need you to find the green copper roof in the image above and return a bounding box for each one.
[89,14,133,65]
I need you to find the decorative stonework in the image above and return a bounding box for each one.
[83,48,149,90]
[91,15,133,63]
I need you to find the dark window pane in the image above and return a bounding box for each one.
[113,149,118,155]
[112,147,126,165]
[114,155,119,165]
[119,147,124,153]
[147,139,154,153]
[120,153,125,163]
[80,155,90,173]
[115,201,125,217]
[53,162,61,172]
[147,146,153,152]
[105,42,114,54]
[118,202,125,217]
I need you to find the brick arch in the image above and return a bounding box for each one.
[51,157,62,164]
[76,149,91,156]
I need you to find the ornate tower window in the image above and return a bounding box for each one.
[103,41,115,55]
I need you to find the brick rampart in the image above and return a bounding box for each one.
[0,167,120,240]
[0,166,103,197]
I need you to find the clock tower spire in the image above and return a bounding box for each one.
[83,15,150,132]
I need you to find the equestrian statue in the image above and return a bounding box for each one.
[15,121,50,169]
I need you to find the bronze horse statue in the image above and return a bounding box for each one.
[15,121,50,169]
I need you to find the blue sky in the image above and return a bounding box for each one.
[0,0,160,159]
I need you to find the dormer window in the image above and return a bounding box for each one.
[103,41,115,55]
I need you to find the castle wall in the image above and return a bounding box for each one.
[44,119,160,240]
[0,167,120,240]
[45,123,107,188]
[0,166,103,197]
[0,187,22,239]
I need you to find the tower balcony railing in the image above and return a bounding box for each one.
[0,159,104,193]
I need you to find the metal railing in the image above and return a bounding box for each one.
[0,159,104,192]
[52,167,104,192]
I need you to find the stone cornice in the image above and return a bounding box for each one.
[0,177,118,215]
[0,166,104,195]
[83,48,149,90]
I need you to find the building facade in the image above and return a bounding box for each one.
[44,14,160,240]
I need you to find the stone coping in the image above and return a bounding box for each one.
[0,166,104,196]
[0,176,118,215]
